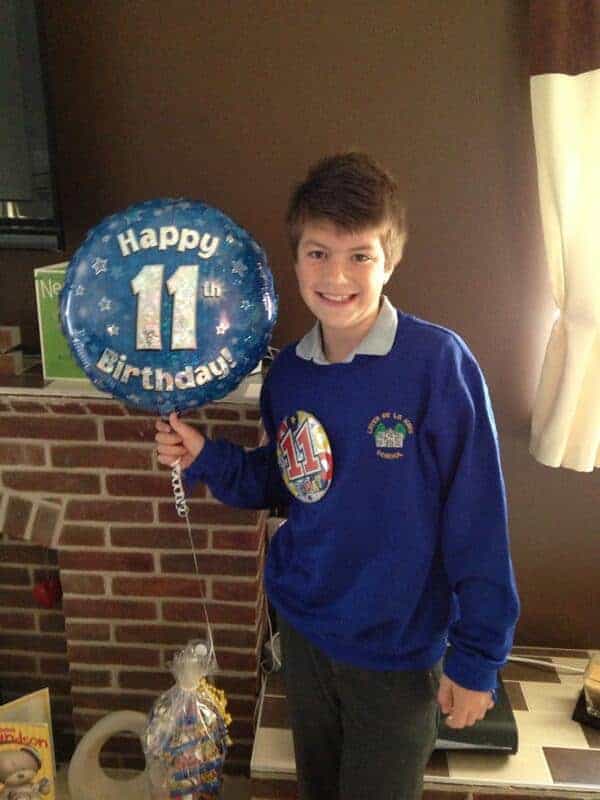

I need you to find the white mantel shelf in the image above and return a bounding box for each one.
[0,371,262,407]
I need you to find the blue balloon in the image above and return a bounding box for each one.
[60,198,277,415]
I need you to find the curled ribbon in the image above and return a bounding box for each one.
[171,459,189,518]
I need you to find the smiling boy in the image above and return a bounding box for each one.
[155,152,520,799]
[294,220,391,362]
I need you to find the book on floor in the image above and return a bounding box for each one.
[0,688,56,800]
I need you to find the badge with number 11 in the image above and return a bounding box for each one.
[277,410,333,503]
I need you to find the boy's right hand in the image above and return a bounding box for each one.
[155,412,205,470]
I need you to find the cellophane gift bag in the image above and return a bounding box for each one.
[143,639,232,799]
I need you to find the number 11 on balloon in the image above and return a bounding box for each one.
[131,264,222,351]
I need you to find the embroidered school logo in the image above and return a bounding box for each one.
[367,412,414,460]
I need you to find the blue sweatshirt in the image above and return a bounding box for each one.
[185,302,520,691]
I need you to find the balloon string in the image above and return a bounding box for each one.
[170,458,215,666]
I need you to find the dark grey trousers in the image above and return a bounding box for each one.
[278,614,441,800]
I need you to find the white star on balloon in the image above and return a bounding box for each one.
[107,324,120,336]
[102,235,111,243]
[232,260,247,277]
[98,297,112,312]
[75,285,85,296]
[216,322,229,335]
[91,257,108,275]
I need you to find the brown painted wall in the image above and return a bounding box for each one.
[1,1,597,645]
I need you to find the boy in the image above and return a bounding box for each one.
[155,153,520,799]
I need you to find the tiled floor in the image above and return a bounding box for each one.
[251,648,600,797]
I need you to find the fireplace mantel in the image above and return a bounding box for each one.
[0,383,268,773]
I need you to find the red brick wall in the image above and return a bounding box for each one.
[0,541,74,762]
[0,395,267,772]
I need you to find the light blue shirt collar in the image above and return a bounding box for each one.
[295,295,398,364]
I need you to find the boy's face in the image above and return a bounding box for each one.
[295,220,392,347]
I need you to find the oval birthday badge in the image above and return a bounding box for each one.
[277,411,333,503]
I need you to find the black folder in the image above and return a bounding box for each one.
[434,675,518,753]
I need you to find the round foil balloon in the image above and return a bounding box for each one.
[60,199,277,415]
[276,411,333,503]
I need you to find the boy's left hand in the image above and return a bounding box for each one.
[437,673,494,729]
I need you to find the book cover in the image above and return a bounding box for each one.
[34,263,87,381]
[0,689,56,800]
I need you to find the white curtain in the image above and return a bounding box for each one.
[528,4,600,472]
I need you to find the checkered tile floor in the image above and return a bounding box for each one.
[251,647,600,796]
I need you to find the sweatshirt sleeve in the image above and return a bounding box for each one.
[183,374,290,510]
[429,337,520,692]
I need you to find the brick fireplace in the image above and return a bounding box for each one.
[0,393,268,773]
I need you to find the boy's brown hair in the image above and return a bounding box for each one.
[286,152,408,270]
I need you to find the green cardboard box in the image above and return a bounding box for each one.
[34,263,88,381]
